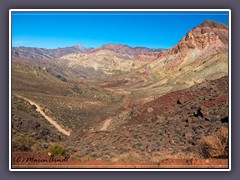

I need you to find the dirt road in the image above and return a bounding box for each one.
[100,118,112,131]
[14,94,71,136]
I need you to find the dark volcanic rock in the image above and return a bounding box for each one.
[64,76,228,161]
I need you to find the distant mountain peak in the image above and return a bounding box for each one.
[73,44,85,49]
[87,43,164,60]
[100,43,130,49]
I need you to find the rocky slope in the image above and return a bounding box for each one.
[12,94,67,152]
[64,76,228,161]
[122,20,229,102]
[87,44,164,60]
[158,20,228,69]
[58,44,165,75]
[12,44,93,59]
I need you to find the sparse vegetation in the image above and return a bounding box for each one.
[12,136,37,152]
[112,152,142,162]
[199,127,228,158]
[77,156,95,162]
[151,151,198,162]
[45,145,68,157]
[164,57,171,64]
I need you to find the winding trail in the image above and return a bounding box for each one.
[100,118,112,131]
[14,94,71,136]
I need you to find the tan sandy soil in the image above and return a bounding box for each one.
[100,118,112,131]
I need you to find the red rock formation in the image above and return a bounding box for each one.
[158,20,228,69]
[162,20,228,57]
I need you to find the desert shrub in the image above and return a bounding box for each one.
[71,85,82,94]
[77,156,94,162]
[112,152,142,162]
[151,151,198,162]
[45,145,68,157]
[164,57,171,64]
[199,127,228,158]
[12,136,36,151]
[17,137,33,144]
[17,105,29,113]
[31,143,43,151]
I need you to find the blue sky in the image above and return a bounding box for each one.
[12,11,229,49]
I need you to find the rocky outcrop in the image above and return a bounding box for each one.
[167,20,228,55]
[151,20,228,72]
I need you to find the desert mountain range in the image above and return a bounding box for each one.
[11,20,229,165]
